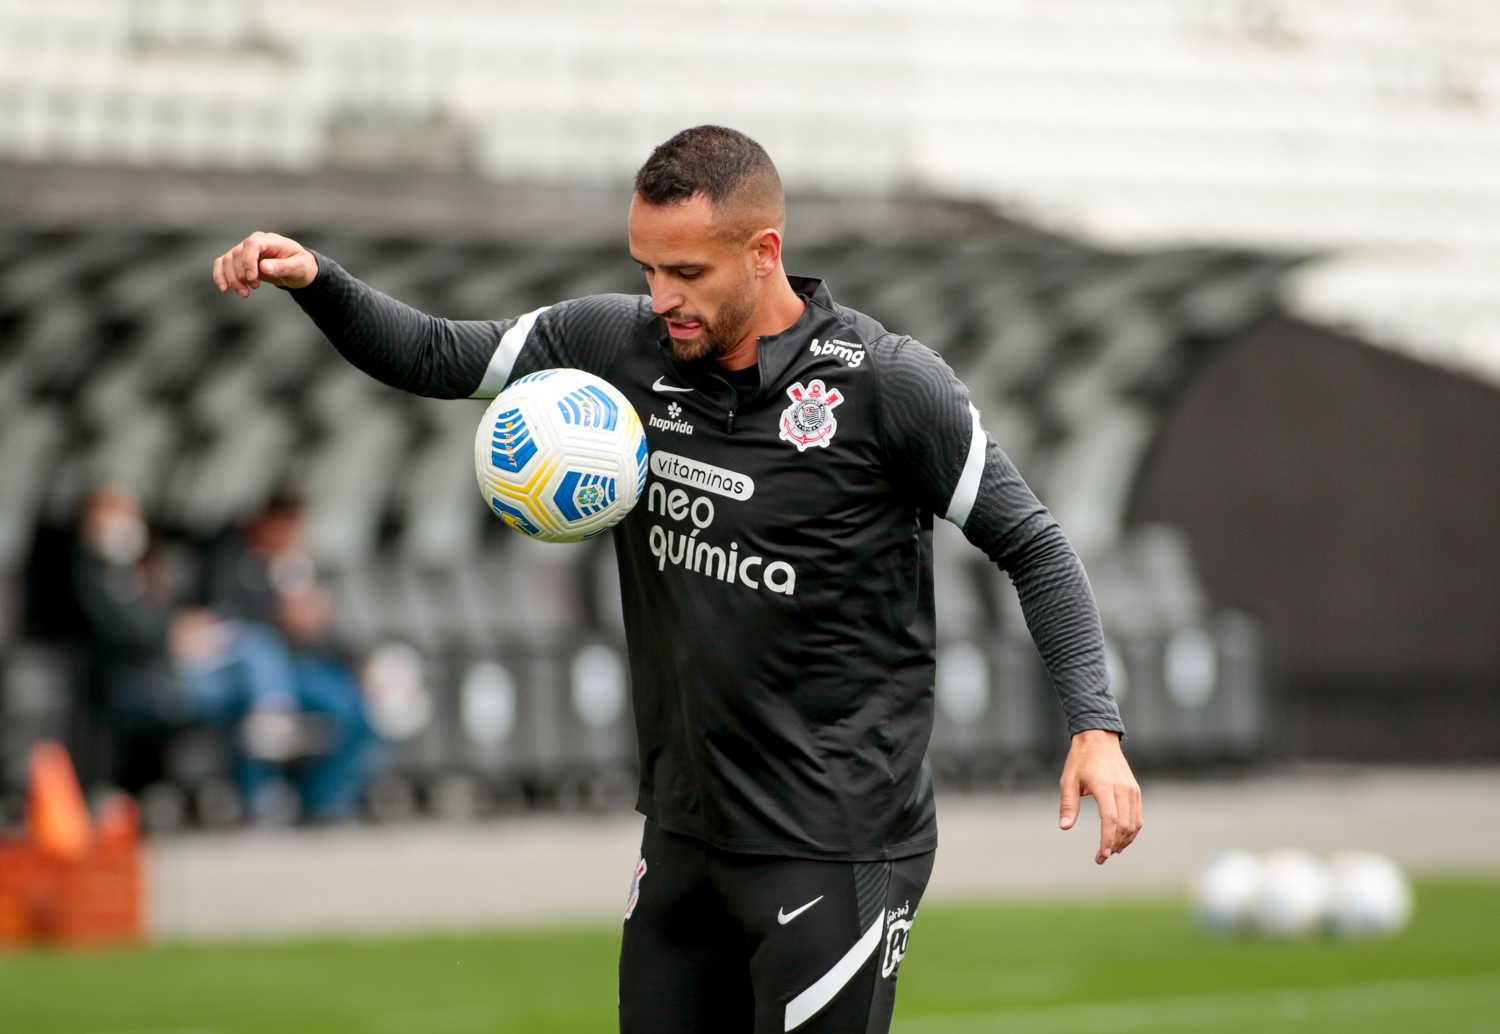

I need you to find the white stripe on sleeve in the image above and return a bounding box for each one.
[784,914,885,1031]
[468,305,551,399]
[943,404,986,530]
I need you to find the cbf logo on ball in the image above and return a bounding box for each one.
[475,369,648,543]
[779,379,843,451]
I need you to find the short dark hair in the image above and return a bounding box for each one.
[634,125,783,227]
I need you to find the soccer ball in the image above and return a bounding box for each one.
[1253,849,1331,936]
[1190,851,1263,931]
[1326,853,1412,937]
[475,369,647,543]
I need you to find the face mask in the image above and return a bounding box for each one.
[94,512,148,566]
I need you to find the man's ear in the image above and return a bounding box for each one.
[752,227,783,277]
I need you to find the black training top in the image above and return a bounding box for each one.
[290,255,1124,861]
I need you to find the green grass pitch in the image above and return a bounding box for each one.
[1,878,1496,1034]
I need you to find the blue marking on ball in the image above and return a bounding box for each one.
[553,471,616,521]
[490,408,537,474]
[489,496,542,536]
[557,385,620,431]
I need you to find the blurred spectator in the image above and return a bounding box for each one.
[278,584,384,822]
[206,494,315,626]
[207,497,382,823]
[72,484,186,791]
[72,484,340,820]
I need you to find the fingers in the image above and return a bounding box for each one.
[1115,781,1144,853]
[1096,794,1119,865]
[241,233,264,290]
[1096,781,1143,863]
[218,243,250,297]
[1058,772,1081,831]
[212,232,293,297]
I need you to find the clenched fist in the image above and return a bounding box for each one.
[212,231,319,298]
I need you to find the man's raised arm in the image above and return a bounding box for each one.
[211,231,521,400]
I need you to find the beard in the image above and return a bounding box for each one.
[663,281,757,364]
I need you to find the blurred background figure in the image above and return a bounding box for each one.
[206,494,314,628]
[68,485,380,824]
[71,483,186,793]
[207,497,380,823]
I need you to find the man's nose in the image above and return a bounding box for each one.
[651,288,684,316]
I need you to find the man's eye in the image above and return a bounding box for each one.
[679,270,702,280]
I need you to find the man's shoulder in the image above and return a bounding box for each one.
[817,300,945,381]
[822,299,893,347]
[529,293,658,370]
[546,292,655,332]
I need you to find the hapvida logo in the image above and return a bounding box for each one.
[648,406,694,435]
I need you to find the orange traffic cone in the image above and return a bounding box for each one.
[26,741,91,862]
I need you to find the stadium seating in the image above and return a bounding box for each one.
[3,0,1499,386]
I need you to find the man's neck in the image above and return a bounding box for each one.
[716,272,806,372]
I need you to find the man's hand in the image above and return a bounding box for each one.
[212,232,318,298]
[1059,729,1142,865]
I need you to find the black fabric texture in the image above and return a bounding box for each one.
[282,260,1124,860]
[964,444,1120,733]
[289,252,509,399]
[868,334,1121,736]
[851,861,889,933]
[723,363,762,407]
[621,818,932,1034]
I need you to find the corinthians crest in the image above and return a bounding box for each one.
[779,379,843,451]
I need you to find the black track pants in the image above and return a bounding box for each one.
[619,819,935,1034]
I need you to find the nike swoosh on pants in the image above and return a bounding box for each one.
[777,895,824,925]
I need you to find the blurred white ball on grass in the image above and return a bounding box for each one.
[1254,849,1332,936]
[1189,850,1413,938]
[1326,852,1413,937]
[476,369,648,543]
[1190,850,1264,930]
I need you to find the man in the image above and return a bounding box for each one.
[213,125,1141,1033]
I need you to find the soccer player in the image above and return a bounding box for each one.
[212,125,1141,1034]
